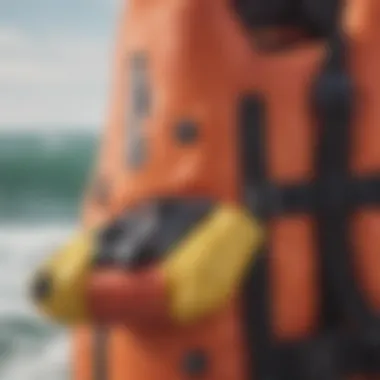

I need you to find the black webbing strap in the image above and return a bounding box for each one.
[249,176,380,219]
[312,30,380,374]
[313,33,373,328]
[239,95,274,380]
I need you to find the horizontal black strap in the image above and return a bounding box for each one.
[248,174,380,218]
[273,330,380,380]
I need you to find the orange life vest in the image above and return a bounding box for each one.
[72,0,380,379]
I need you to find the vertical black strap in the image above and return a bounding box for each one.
[93,328,109,380]
[239,94,273,380]
[240,95,267,195]
[314,33,376,328]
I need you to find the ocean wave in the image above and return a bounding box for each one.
[0,132,98,222]
[0,223,75,380]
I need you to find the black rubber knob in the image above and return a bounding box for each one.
[31,272,52,302]
[182,350,208,376]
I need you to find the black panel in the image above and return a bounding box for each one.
[94,199,214,269]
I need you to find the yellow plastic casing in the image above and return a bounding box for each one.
[162,204,263,325]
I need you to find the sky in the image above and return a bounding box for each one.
[0,0,122,131]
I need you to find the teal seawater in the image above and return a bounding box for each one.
[0,131,99,222]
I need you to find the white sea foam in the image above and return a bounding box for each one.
[0,224,75,380]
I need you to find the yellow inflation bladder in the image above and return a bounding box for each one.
[30,229,96,325]
[161,204,264,325]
